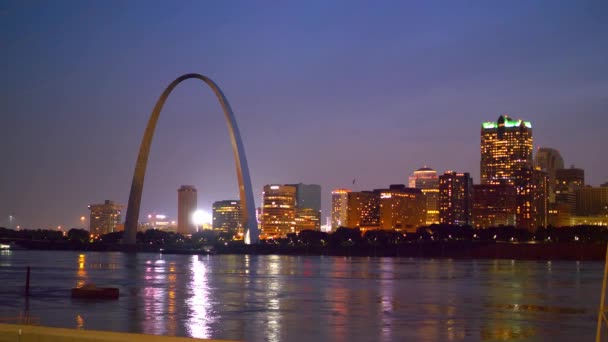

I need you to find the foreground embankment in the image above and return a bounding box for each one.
[8,240,608,260]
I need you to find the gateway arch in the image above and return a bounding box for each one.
[123,73,259,245]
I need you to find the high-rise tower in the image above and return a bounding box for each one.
[261,184,297,237]
[331,189,351,230]
[534,147,564,203]
[177,185,197,235]
[439,171,473,226]
[409,167,440,225]
[480,115,533,185]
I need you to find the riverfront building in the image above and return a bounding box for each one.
[177,185,197,235]
[331,189,351,230]
[88,200,122,235]
[261,184,297,237]
[513,168,548,230]
[480,115,533,185]
[439,172,473,226]
[378,185,425,232]
[409,167,440,225]
[534,147,564,203]
[212,200,242,234]
[288,183,322,231]
[472,184,517,228]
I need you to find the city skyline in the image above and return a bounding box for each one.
[2,1,608,229]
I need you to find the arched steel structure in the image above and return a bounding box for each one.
[123,73,259,245]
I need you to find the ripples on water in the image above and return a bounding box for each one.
[0,251,602,341]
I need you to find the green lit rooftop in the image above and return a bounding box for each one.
[482,115,532,129]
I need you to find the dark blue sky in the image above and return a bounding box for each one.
[1,1,607,229]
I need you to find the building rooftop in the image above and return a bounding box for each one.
[482,115,532,129]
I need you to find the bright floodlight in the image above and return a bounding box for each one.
[192,210,212,226]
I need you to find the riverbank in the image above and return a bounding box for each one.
[6,240,607,261]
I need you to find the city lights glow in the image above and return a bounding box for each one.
[192,210,212,225]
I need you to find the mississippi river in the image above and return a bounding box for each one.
[0,251,602,341]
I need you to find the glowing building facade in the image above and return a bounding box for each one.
[378,185,425,232]
[439,172,472,226]
[212,200,242,234]
[177,185,197,235]
[346,191,376,228]
[409,167,440,225]
[480,115,533,185]
[88,200,122,235]
[331,189,351,230]
[513,168,548,230]
[261,184,297,237]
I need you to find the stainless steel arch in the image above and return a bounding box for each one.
[123,73,259,245]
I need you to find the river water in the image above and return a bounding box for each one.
[0,250,602,341]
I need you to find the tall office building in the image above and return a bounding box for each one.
[378,185,425,232]
[261,184,297,237]
[177,185,197,235]
[288,183,322,231]
[472,184,517,228]
[331,189,351,230]
[88,200,122,235]
[513,168,548,230]
[480,115,533,185]
[439,171,473,226]
[409,167,440,225]
[534,147,564,203]
[212,200,242,234]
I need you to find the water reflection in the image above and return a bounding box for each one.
[76,254,87,287]
[0,252,600,341]
[75,314,84,329]
[265,255,282,342]
[142,258,167,335]
[186,256,214,338]
[379,258,394,342]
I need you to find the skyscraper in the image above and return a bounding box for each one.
[88,200,122,235]
[177,185,197,235]
[288,183,322,231]
[331,189,351,230]
[480,115,533,185]
[212,200,242,234]
[439,171,473,226]
[261,184,297,237]
[534,147,564,203]
[409,167,440,225]
[513,168,548,230]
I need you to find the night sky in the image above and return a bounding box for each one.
[1,1,607,229]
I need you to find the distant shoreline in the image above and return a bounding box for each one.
[7,241,607,261]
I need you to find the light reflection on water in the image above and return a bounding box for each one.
[0,251,602,341]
